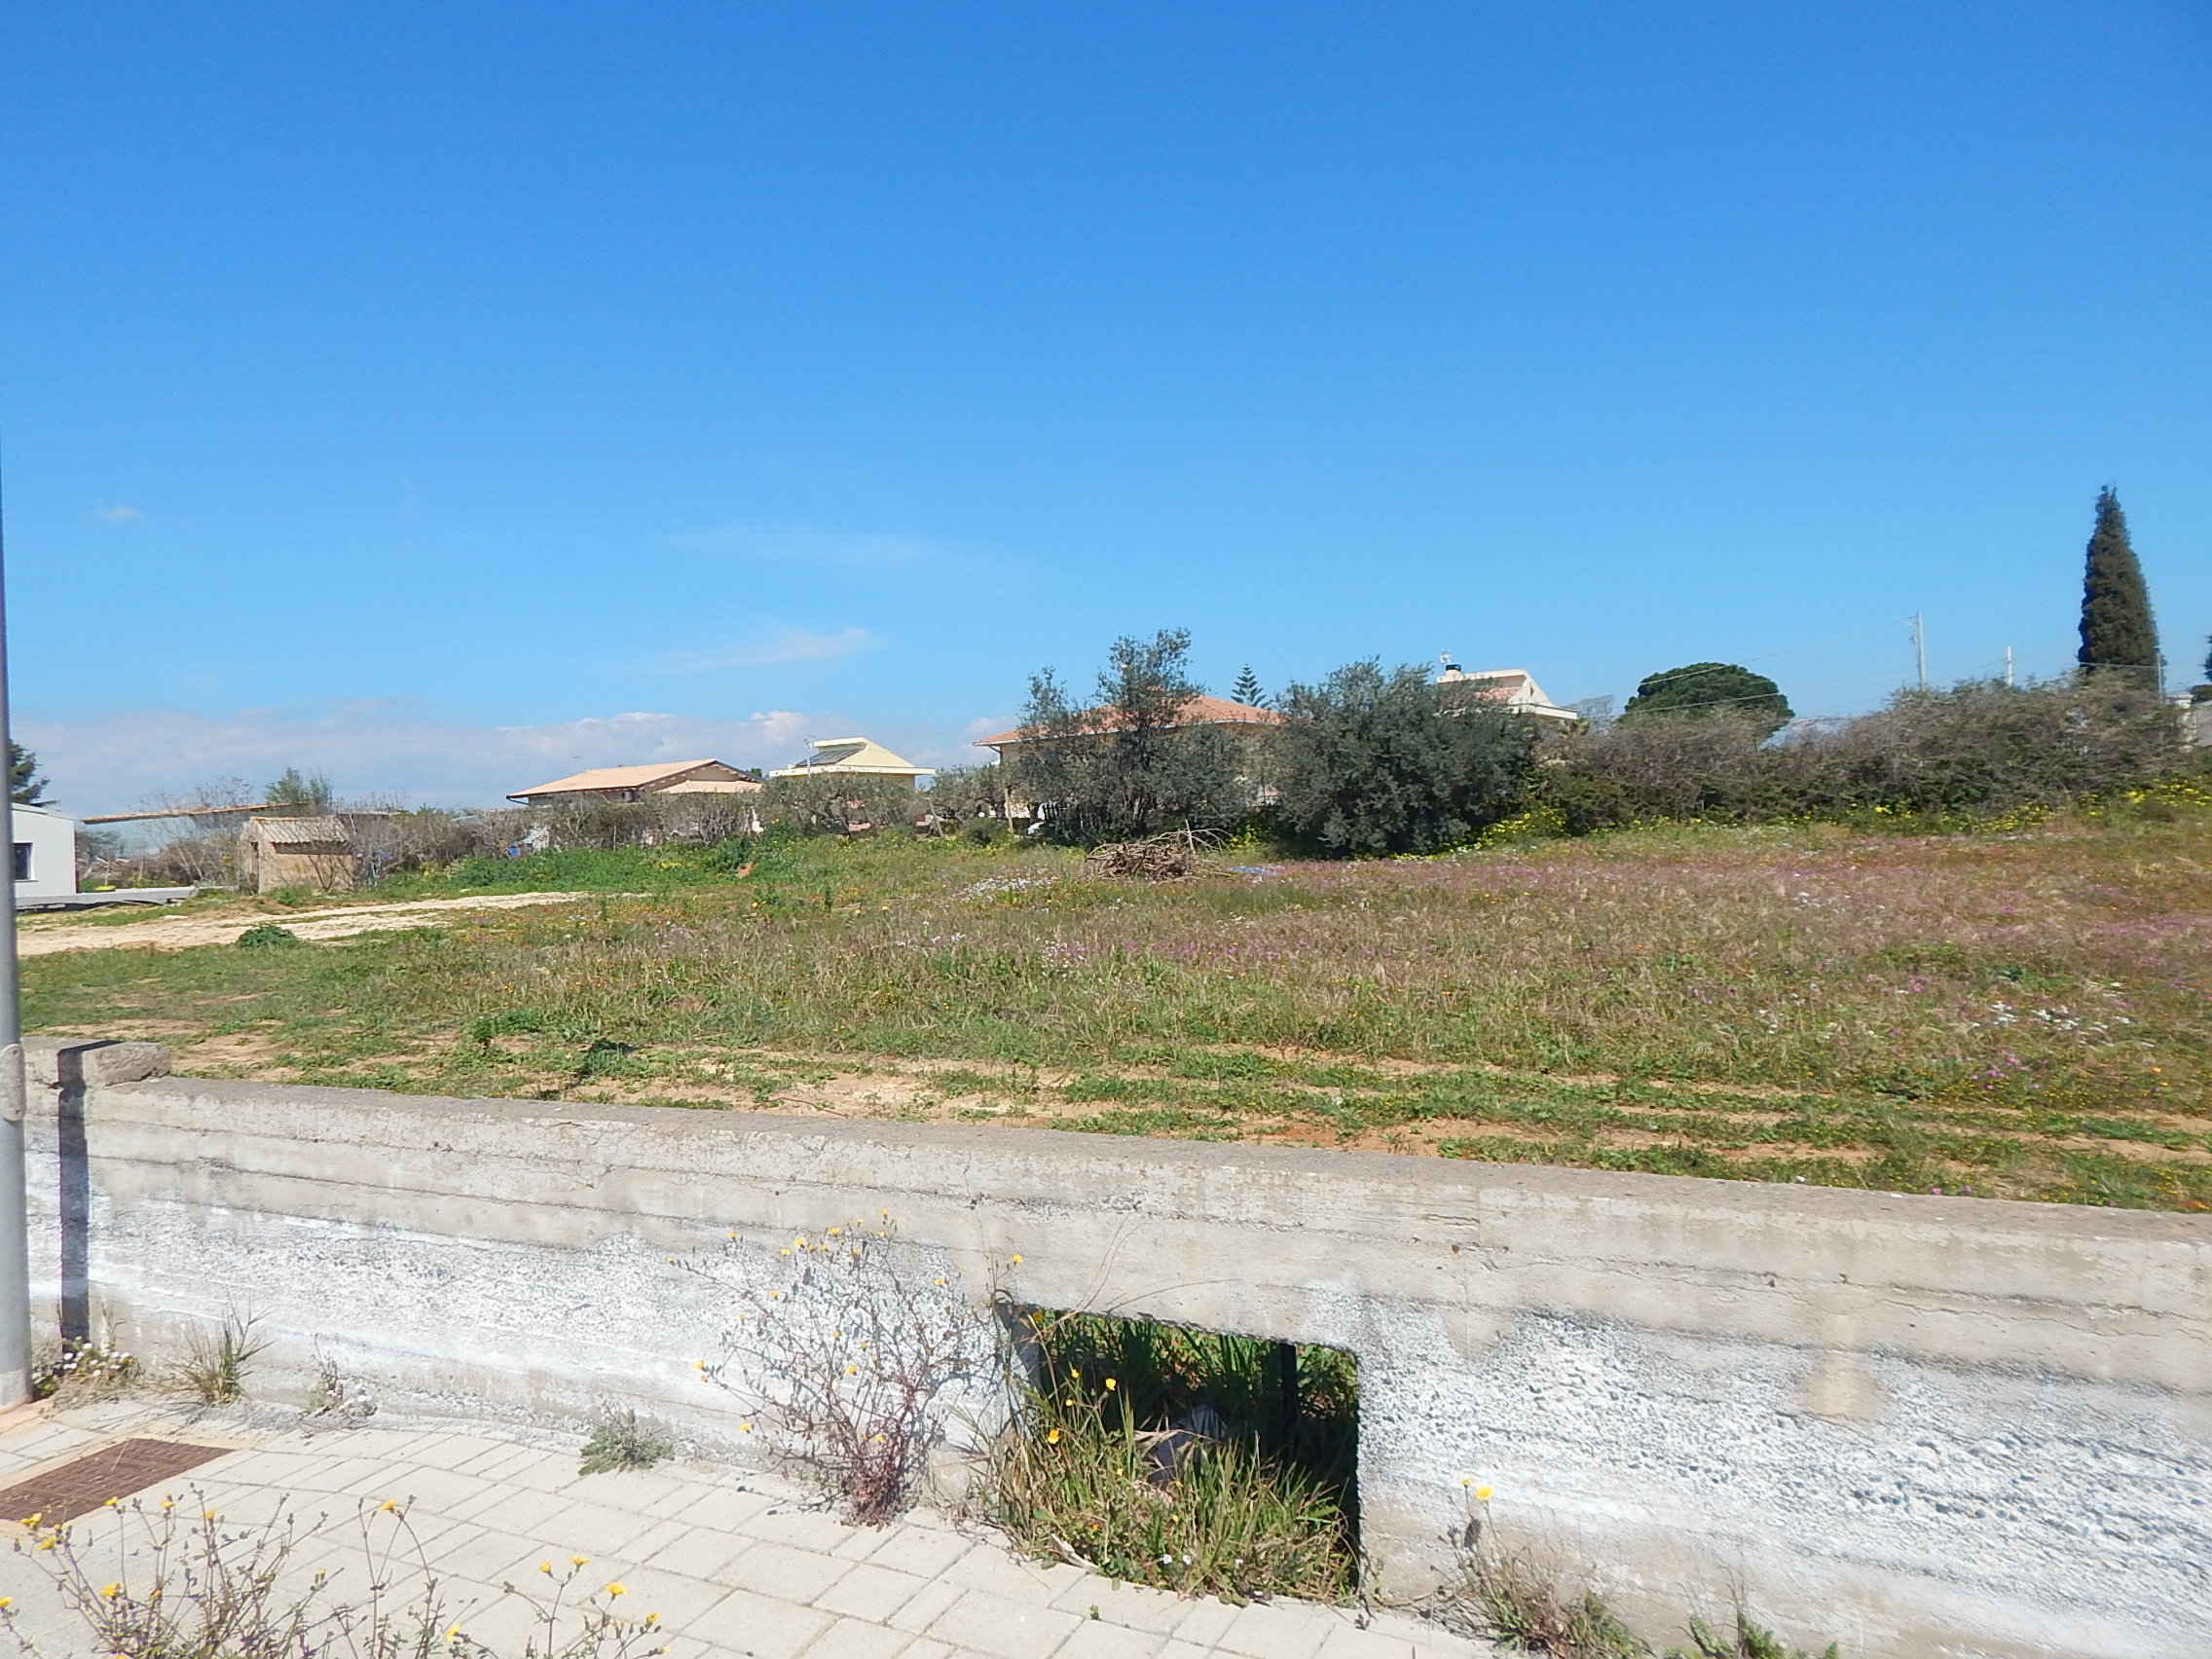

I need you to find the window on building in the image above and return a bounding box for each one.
[12,843,29,882]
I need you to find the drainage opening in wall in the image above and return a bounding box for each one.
[981,1308,1360,1604]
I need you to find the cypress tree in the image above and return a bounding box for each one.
[2077,488,2158,676]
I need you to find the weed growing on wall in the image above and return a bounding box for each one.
[1430,1511,1840,1659]
[300,1347,377,1426]
[5,1492,666,1659]
[30,1339,138,1403]
[683,1218,999,1524]
[578,1409,674,1476]
[174,1311,266,1406]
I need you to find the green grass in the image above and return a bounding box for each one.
[981,1311,1359,1603]
[22,809,2212,1209]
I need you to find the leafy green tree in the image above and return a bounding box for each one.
[1268,660,1533,855]
[761,772,922,836]
[1012,629,1244,842]
[1619,663,1791,735]
[9,742,51,806]
[264,766,333,814]
[2077,487,2158,676]
[1231,665,1266,708]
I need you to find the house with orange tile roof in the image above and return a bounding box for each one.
[506,758,762,805]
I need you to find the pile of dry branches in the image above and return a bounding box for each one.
[1081,827,1222,881]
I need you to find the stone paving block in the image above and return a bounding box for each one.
[940,1544,1088,1604]
[399,1435,511,1473]
[643,1479,779,1530]
[1312,1618,1484,1658]
[736,1500,855,1553]
[892,1641,954,1659]
[1053,1617,1170,1659]
[445,1478,575,1531]
[572,1467,695,1516]
[644,1521,759,1583]
[1210,1599,1333,1659]
[810,1560,933,1623]
[853,1525,972,1580]
[798,1615,919,1659]
[1161,1598,1240,1649]
[413,1525,539,1584]
[882,1575,965,1635]
[924,1587,1082,1659]
[518,1500,688,1560]
[594,1564,736,1629]
[685,1586,833,1659]
[716,1537,857,1604]
[1046,1575,1199,1637]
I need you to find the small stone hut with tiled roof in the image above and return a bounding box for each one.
[238,815,354,894]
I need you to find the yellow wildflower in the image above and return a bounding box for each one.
[99,1584,122,1599]
[1046,1428,1060,1444]
[1476,1486,1493,1501]
[1010,1254,1022,1265]
[538,1562,553,1574]
[571,1556,588,1567]
[1104,1378,1117,1391]
[604,1582,627,1598]
[0,1597,12,1608]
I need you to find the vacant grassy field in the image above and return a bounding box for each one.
[24,802,2210,1210]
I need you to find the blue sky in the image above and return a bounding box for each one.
[5,2,2207,811]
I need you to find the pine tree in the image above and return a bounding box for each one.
[2077,488,2158,676]
[8,742,49,806]
[1231,665,1265,708]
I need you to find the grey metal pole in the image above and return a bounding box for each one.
[1912,612,1927,690]
[0,478,30,1409]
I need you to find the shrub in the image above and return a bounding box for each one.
[174,1310,266,1404]
[1537,676,2190,832]
[1011,630,1248,843]
[684,1218,998,1524]
[760,774,925,837]
[578,1408,674,1475]
[1620,663,1791,735]
[235,924,303,948]
[1268,660,1533,854]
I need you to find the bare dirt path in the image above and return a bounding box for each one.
[15,891,601,956]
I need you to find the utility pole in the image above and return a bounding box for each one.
[1911,613,1927,690]
[0,468,28,1409]
[2004,645,2013,688]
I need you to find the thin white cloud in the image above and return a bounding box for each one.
[93,504,142,523]
[18,701,827,815]
[666,521,935,570]
[660,626,874,672]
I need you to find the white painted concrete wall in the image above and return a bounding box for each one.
[11,805,78,899]
[21,1039,2210,1659]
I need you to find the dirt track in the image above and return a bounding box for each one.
[15,891,599,956]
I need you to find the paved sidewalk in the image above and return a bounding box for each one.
[0,1402,1490,1659]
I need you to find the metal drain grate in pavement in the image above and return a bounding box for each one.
[0,1439,231,1526]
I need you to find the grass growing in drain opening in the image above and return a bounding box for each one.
[980,1310,1358,1603]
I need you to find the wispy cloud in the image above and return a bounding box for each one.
[93,504,142,523]
[659,625,874,671]
[665,521,935,570]
[18,701,830,814]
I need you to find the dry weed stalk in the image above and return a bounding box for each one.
[1081,828,1222,881]
[684,1217,1000,1524]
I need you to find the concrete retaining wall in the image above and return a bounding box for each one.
[23,1039,2211,1658]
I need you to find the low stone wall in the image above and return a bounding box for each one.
[22,1039,2211,1659]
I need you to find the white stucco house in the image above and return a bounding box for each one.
[12,803,78,901]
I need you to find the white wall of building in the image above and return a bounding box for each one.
[12,804,79,899]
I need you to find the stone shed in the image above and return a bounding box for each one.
[237,815,354,894]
